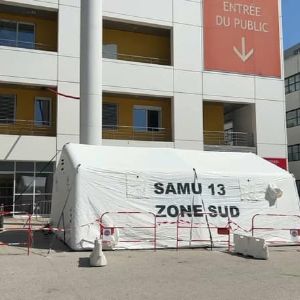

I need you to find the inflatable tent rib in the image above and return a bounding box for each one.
[51,143,300,250]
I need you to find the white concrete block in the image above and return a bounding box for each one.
[234,234,269,260]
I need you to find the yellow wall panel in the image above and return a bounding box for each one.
[203,102,224,145]
[103,94,172,141]
[103,29,170,63]
[0,85,56,136]
[203,102,224,131]
[0,12,58,51]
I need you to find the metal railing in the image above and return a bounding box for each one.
[103,50,171,65]
[0,38,57,52]
[0,200,52,217]
[0,119,56,136]
[103,125,172,142]
[204,131,254,147]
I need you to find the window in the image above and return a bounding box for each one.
[133,106,161,131]
[0,20,16,47]
[103,103,118,129]
[0,94,15,124]
[288,144,300,162]
[0,160,55,215]
[285,73,300,95]
[18,23,35,49]
[103,44,118,59]
[0,20,35,49]
[286,109,300,128]
[34,98,51,126]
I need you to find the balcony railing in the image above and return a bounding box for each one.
[103,50,170,65]
[0,38,57,52]
[0,119,56,136]
[103,125,172,142]
[204,131,254,147]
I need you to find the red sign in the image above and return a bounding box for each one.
[264,158,287,170]
[204,0,281,77]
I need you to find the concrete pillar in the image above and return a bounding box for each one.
[80,0,102,145]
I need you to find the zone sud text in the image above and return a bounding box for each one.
[154,182,240,218]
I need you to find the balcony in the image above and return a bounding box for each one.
[204,131,256,153]
[103,20,171,66]
[0,38,57,52]
[0,4,58,52]
[204,131,254,147]
[103,49,170,65]
[0,119,56,137]
[203,102,256,153]
[103,125,172,142]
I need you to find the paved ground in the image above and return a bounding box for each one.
[0,232,300,300]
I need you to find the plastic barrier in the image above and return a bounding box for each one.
[99,211,157,250]
[251,213,300,244]
[234,234,269,260]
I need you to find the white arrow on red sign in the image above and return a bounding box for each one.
[233,37,254,62]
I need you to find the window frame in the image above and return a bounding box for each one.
[133,105,162,132]
[34,97,52,127]
[286,108,300,128]
[0,19,35,49]
[102,102,118,129]
[0,94,16,125]
[285,72,300,95]
[288,144,300,162]
[16,21,35,49]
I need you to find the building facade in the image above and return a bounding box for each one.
[0,0,287,214]
[285,43,300,193]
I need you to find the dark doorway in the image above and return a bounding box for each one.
[0,174,14,213]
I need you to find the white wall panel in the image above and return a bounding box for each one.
[174,70,202,94]
[173,0,202,26]
[256,143,287,159]
[56,82,80,135]
[0,47,57,82]
[57,134,79,150]
[58,4,80,57]
[103,0,172,23]
[103,60,173,93]
[173,93,203,142]
[203,72,255,100]
[58,56,79,83]
[103,139,174,148]
[0,135,56,161]
[59,0,80,7]
[256,100,287,145]
[174,140,203,150]
[255,78,284,101]
[1,0,58,9]
[173,23,202,71]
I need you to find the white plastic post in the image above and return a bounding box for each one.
[89,239,107,267]
[80,0,102,145]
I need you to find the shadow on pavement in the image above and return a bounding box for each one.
[0,230,69,253]
[78,257,91,268]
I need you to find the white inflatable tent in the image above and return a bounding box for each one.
[51,143,300,250]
